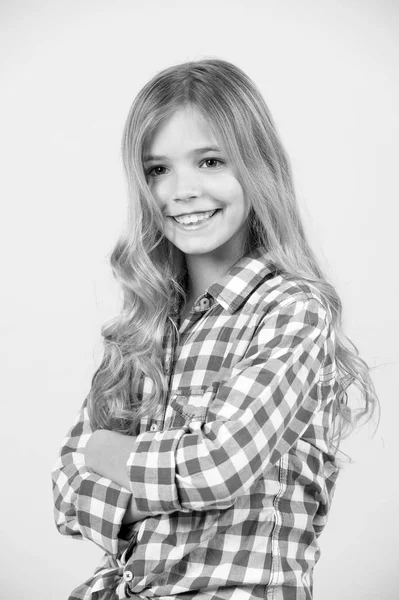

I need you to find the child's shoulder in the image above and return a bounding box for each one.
[256,269,329,317]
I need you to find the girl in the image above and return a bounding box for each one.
[52,59,379,600]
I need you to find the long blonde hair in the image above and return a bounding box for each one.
[87,58,380,452]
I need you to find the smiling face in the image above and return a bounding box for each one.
[143,105,250,261]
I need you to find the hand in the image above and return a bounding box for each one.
[84,429,132,488]
[84,429,104,473]
[84,429,160,524]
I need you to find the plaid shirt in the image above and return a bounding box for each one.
[52,252,340,600]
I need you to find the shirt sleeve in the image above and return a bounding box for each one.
[51,396,132,557]
[126,294,331,514]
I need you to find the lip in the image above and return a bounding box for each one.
[169,209,222,229]
[169,209,219,218]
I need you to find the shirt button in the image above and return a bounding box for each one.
[123,570,133,582]
[150,423,158,431]
[199,297,210,310]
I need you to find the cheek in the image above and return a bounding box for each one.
[149,180,169,206]
[212,174,239,199]
[216,175,245,206]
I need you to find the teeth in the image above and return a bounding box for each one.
[174,210,217,225]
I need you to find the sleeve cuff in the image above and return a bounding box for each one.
[76,473,132,556]
[126,428,187,514]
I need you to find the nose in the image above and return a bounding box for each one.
[172,169,200,202]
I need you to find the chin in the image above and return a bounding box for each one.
[182,243,220,255]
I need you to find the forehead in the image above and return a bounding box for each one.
[144,105,221,155]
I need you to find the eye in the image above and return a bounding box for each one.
[147,165,167,177]
[201,158,224,169]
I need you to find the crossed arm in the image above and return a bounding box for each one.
[52,294,330,556]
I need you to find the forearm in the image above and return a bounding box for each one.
[84,429,158,523]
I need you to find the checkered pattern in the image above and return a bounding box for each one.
[52,252,340,600]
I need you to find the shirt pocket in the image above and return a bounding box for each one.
[163,383,219,431]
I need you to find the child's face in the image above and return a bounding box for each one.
[143,105,250,261]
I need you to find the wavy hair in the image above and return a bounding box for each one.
[87,58,380,453]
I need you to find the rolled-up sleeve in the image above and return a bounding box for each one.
[51,398,131,557]
[126,294,330,514]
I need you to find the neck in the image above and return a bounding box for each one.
[184,247,245,303]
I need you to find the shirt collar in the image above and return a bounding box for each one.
[207,250,279,314]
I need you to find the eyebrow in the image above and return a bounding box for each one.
[143,146,223,163]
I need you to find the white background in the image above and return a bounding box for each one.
[1,1,398,598]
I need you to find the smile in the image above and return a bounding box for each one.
[172,209,221,227]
